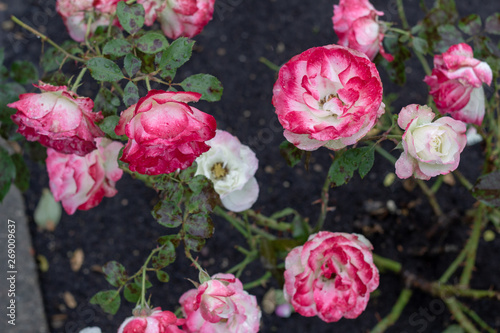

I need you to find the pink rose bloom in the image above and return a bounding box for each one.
[195,130,259,212]
[118,307,185,333]
[115,90,216,175]
[272,44,385,151]
[158,0,215,39]
[46,138,123,215]
[333,0,393,61]
[395,104,467,180]
[424,43,493,125]
[56,0,120,42]
[137,0,167,26]
[179,273,261,332]
[8,82,104,156]
[283,232,379,323]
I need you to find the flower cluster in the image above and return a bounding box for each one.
[118,307,185,333]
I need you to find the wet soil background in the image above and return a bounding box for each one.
[1,0,500,332]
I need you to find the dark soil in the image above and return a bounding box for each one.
[2,0,500,332]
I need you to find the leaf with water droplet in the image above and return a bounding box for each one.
[87,57,124,82]
[157,37,194,72]
[116,2,145,35]
[180,74,223,102]
[103,39,133,57]
[136,31,168,54]
[124,54,142,77]
[123,81,139,107]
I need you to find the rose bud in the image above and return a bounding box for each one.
[195,130,259,212]
[8,82,105,156]
[283,232,379,323]
[395,104,467,180]
[424,43,492,125]
[272,44,385,151]
[46,138,123,215]
[115,90,216,175]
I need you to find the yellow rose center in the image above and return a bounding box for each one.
[211,162,228,179]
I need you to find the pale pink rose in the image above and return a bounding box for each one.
[333,0,393,61]
[118,307,185,333]
[56,0,120,42]
[8,82,104,156]
[179,273,261,332]
[284,232,379,323]
[195,130,259,212]
[137,0,167,26]
[424,43,493,125]
[272,44,385,151]
[158,0,215,39]
[115,90,216,175]
[46,138,123,215]
[395,104,467,180]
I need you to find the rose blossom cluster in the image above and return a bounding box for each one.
[57,0,215,41]
[273,44,385,151]
[195,130,259,212]
[332,0,393,61]
[179,273,261,332]
[424,43,493,126]
[118,307,185,333]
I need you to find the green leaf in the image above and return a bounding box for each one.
[279,141,304,167]
[158,37,194,71]
[412,37,429,55]
[328,147,375,187]
[472,171,500,207]
[485,13,500,35]
[157,234,181,248]
[458,14,482,35]
[156,270,170,283]
[11,154,29,192]
[42,71,68,86]
[123,81,139,107]
[0,82,24,116]
[441,325,465,333]
[98,115,127,140]
[0,48,4,67]
[183,234,205,252]
[152,199,183,228]
[87,57,124,82]
[40,41,81,73]
[94,87,121,117]
[90,290,121,315]
[103,39,133,57]
[151,241,176,269]
[184,213,214,238]
[436,25,464,53]
[103,261,128,287]
[123,283,141,303]
[116,1,145,35]
[180,74,223,102]
[33,188,62,230]
[10,61,38,85]
[0,147,15,202]
[185,186,218,214]
[124,54,142,77]
[136,32,168,54]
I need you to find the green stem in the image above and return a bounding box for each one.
[388,27,410,35]
[112,81,125,97]
[396,0,410,29]
[433,284,500,299]
[456,301,497,333]
[246,210,292,232]
[372,254,402,274]
[453,170,474,191]
[314,176,332,232]
[443,297,480,333]
[139,247,160,308]
[145,77,152,91]
[259,57,281,72]
[243,271,272,290]
[215,206,277,240]
[374,145,397,164]
[459,204,485,287]
[439,244,468,283]
[413,48,432,76]
[226,251,258,278]
[71,67,87,93]
[11,16,85,63]
[430,175,443,193]
[371,289,413,333]
[416,179,443,217]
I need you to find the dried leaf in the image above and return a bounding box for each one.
[63,291,77,309]
[70,248,84,272]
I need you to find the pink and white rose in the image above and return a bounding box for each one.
[283,231,379,323]
[195,130,259,212]
[8,82,104,156]
[46,138,123,215]
[118,307,185,333]
[115,90,216,175]
[423,43,492,125]
[395,104,467,180]
[179,273,261,332]
[333,0,393,61]
[158,0,215,39]
[137,0,167,26]
[272,44,385,151]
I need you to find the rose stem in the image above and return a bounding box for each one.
[313,175,332,233]
[453,170,474,190]
[226,250,258,279]
[459,203,485,287]
[243,271,272,290]
[71,67,88,93]
[246,210,292,232]
[370,288,413,333]
[438,244,469,283]
[396,0,410,30]
[139,247,160,308]
[214,206,276,240]
[416,179,443,216]
[10,16,85,63]
[456,301,497,333]
[258,57,281,72]
[372,253,401,274]
[443,297,480,333]
[145,77,152,91]
[112,81,125,97]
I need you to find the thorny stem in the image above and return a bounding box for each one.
[71,67,87,93]
[416,179,443,217]
[444,297,480,333]
[453,170,474,191]
[370,288,413,333]
[145,77,152,91]
[184,247,204,273]
[396,0,410,29]
[314,176,332,232]
[246,210,292,232]
[243,271,272,290]
[139,247,160,308]
[439,244,468,284]
[456,301,497,333]
[259,57,281,72]
[459,203,485,287]
[372,254,402,274]
[10,16,85,63]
